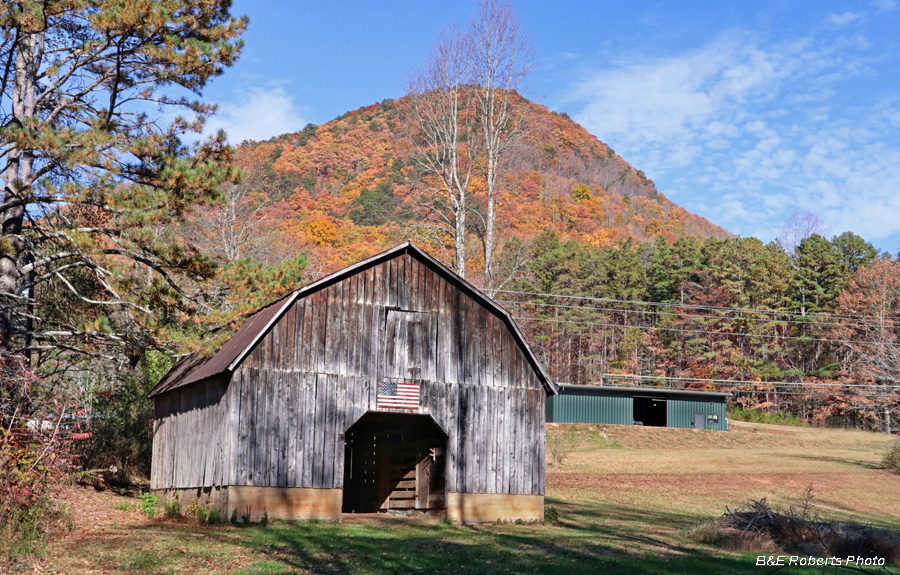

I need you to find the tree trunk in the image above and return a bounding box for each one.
[1,31,38,354]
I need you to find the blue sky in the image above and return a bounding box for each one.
[202,0,900,254]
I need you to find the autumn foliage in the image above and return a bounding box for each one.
[225,94,728,280]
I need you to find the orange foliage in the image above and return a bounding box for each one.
[232,93,729,269]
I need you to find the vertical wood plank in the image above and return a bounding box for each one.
[313,374,326,488]
[300,372,315,488]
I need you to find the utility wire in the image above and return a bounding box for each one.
[497,298,886,330]
[602,373,899,390]
[495,289,899,323]
[510,315,877,346]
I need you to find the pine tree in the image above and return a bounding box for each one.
[0,0,247,363]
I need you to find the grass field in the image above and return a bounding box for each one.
[20,421,900,574]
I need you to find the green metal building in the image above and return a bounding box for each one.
[546,385,729,430]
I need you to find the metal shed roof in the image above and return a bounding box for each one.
[150,242,556,397]
[555,384,731,399]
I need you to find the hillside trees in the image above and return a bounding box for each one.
[829,258,900,432]
[0,0,246,363]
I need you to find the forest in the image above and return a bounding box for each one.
[1,0,898,564]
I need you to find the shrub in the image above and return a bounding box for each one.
[82,351,172,481]
[546,427,577,466]
[543,506,560,525]
[139,492,158,518]
[196,505,223,524]
[727,406,804,426]
[1,358,76,564]
[884,442,900,474]
[163,501,181,519]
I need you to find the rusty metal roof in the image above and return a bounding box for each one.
[147,294,295,398]
[149,351,210,397]
[149,242,556,398]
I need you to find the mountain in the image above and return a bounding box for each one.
[230,93,729,274]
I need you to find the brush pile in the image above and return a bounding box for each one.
[694,489,900,563]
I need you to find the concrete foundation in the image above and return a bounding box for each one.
[152,486,343,522]
[446,492,544,523]
[228,486,343,522]
[153,487,542,524]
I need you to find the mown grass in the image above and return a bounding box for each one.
[36,421,900,574]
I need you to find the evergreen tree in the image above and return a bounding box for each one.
[0,1,247,363]
[793,234,848,315]
[832,231,878,274]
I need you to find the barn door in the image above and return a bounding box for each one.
[383,310,436,381]
[342,413,447,514]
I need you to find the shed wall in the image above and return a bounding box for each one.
[547,387,728,430]
[547,390,631,425]
[667,396,728,430]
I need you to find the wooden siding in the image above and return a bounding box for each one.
[227,370,545,495]
[150,376,231,490]
[153,252,546,496]
[243,254,542,391]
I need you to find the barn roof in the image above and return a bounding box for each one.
[149,242,556,397]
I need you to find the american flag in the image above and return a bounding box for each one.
[377,380,420,409]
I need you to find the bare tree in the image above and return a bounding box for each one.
[407,1,533,285]
[185,183,278,264]
[777,210,830,256]
[470,0,533,295]
[407,26,475,277]
[828,258,900,433]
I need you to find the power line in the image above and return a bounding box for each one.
[510,315,877,346]
[602,373,899,390]
[585,376,900,400]
[496,298,884,330]
[495,289,899,323]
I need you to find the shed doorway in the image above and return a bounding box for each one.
[633,397,667,427]
[342,412,447,514]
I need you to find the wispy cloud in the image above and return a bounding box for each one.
[826,11,864,27]
[565,25,900,246]
[206,86,307,144]
[871,0,897,13]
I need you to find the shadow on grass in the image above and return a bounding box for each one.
[89,502,900,575]
[788,453,883,470]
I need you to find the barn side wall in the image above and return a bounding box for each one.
[150,375,231,490]
[228,368,547,497]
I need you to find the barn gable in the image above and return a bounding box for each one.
[150,242,553,397]
[150,243,554,523]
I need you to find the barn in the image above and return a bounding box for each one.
[547,384,729,430]
[149,243,556,523]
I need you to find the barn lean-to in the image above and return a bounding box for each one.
[149,243,556,522]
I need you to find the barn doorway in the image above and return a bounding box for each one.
[633,396,667,427]
[342,412,447,514]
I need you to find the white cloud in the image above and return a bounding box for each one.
[564,26,900,248]
[825,11,864,27]
[205,86,307,144]
[871,0,897,13]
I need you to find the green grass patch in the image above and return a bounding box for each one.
[727,406,804,426]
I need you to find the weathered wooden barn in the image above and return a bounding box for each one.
[149,243,556,523]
